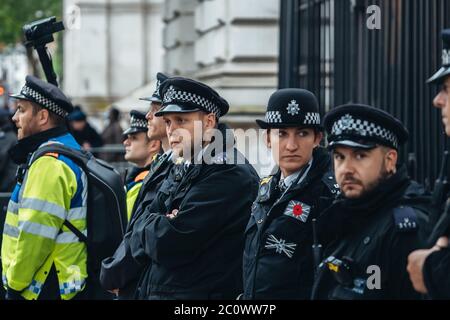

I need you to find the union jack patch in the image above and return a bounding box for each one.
[283,200,311,223]
[264,234,297,258]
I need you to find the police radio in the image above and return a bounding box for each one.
[325,256,354,287]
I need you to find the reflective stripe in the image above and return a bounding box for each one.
[67,207,86,220]
[18,221,59,240]
[56,230,87,244]
[3,223,19,238]
[60,279,85,295]
[7,201,19,215]
[26,279,43,295]
[2,275,7,287]
[20,198,67,220]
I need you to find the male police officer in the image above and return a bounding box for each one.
[123,110,161,222]
[242,89,339,300]
[407,29,450,299]
[2,76,87,300]
[129,77,260,299]
[100,72,173,299]
[311,104,427,300]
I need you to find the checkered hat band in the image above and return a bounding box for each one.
[163,85,221,117]
[265,111,282,123]
[443,49,450,66]
[331,114,398,148]
[153,79,161,97]
[265,111,321,125]
[130,116,148,129]
[21,85,68,118]
[304,112,321,125]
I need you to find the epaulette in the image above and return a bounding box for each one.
[393,206,418,232]
[210,152,228,164]
[321,171,340,196]
[257,175,275,202]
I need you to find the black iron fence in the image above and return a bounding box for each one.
[279,0,450,188]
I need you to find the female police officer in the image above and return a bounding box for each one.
[242,88,340,300]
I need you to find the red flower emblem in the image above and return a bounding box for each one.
[293,204,303,216]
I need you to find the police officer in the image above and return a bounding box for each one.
[123,110,161,222]
[407,29,450,299]
[311,104,427,300]
[2,76,87,300]
[100,72,173,300]
[128,76,260,299]
[242,89,339,300]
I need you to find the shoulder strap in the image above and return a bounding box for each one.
[321,171,341,196]
[63,220,88,243]
[30,143,90,168]
[31,143,90,244]
[392,206,418,232]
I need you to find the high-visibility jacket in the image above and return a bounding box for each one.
[125,169,149,222]
[1,133,88,300]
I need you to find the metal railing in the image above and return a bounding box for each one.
[279,0,450,187]
[88,144,132,178]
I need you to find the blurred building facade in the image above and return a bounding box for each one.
[62,0,280,175]
[0,45,28,108]
[63,0,164,110]
[63,0,280,125]
[161,0,279,127]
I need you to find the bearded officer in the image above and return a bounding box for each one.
[129,76,260,300]
[2,76,87,300]
[311,104,428,300]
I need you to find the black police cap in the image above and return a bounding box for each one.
[428,29,450,85]
[10,75,73,118]
[324,104,408,150]
[256,88,322,129]
[155,77,229,118]
[139,72,169,104]
[123,110,148,135]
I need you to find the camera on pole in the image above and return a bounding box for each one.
[23,16,65,87]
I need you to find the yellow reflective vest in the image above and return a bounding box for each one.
[125,169,149,222]
[1,133,88,300]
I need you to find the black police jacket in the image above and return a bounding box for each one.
[311,166,428,300]
[129,124,260,300]
[100,152,172,299]
[242,147,340,300]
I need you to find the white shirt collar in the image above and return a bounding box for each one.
[280,157,314,190]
